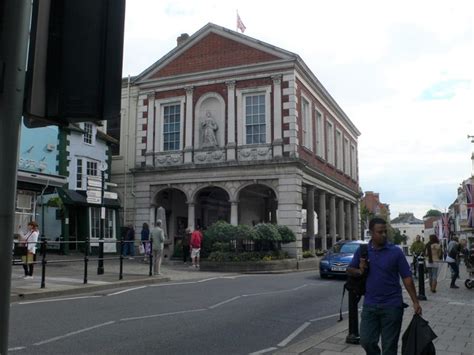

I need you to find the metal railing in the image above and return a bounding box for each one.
[12,239,154,289]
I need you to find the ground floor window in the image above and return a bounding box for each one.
[89,207,116,240]
[15,190,37,234]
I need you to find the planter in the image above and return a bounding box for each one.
[200,256,321,273]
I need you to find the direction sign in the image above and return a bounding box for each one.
[87,190,101,198]
[86,196,101,204]
[104,191,118,200]
[88,179,102,188]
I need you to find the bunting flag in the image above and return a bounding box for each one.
[466,181,474,228]
[237,12,246,33]
[441,213,450,239]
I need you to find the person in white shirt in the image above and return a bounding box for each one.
[20,221,39,279]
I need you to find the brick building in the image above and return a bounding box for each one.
[110,23,361,257]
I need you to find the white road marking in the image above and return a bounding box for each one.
[309,311,348,322]
[149,281,196,287]
[107,286,147,296]
[209,296,241,309]
[19,295,101,305]
[248,347,278,355]
[243,284,308,297]
[120,308,207,322]
[33,321,115,346]
[277,322,311,347]
[8,346,26,351]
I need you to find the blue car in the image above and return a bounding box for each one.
[319,240,367,278]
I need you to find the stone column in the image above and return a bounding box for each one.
[149,205,156,225]
[230,200,238,226]
[272,75,283,158]
[226,81,236,161]
[329,194,336,247]
[345,201,352,240]
[307,186,315,253]
[352,202,359,240]
[187,202,195,230]
[145,93,155,167]
[318,190,327,251]
[338,198,345,240]
[184,86,194,163]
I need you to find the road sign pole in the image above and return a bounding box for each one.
[0,1,31,353]
[97,169,105,275]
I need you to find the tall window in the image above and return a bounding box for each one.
[91,208,101,238]
[301,98,312,150]
[326,121,335,165]
[315,110,325,159]
[83,122,93,144]
[245,94,266,144]
[351,144,357,179]
[76,159,83,189]
[90,208,115,239]
[344,137,350,175]
[86,161,98,177]
[163,104,181,151]
[336,130,343,171]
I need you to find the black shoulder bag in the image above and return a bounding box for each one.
[338,244,368,321]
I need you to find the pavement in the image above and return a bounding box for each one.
[9,253,474,355]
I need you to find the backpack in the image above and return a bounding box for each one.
[338,244,368,321]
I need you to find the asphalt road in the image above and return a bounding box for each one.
[8,271,349,354]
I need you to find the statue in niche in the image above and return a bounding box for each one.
[201,111,218,148]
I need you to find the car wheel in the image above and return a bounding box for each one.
[320,273,328,279]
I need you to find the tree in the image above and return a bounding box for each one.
[423,209,442,218]
[391,229,408,245]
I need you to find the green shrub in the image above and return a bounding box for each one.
[276,225,296,244]
[302,250,315,258]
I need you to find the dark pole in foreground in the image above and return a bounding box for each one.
[0,1,31,353]
[417,255,427,301]
[97,168,105,275]
[345,291,360,344]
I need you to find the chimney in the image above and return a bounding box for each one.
[177,33,189,46]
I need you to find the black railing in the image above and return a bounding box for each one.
[11,239,154,289]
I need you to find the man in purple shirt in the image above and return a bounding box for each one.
[348,217,421,355]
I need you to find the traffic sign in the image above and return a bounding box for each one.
[87,190,102,198]
[86,196,101,204]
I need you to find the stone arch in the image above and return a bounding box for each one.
[151,185,189,205]
[237,183,278,225]
[235,181,279,201]
[194,92,226,149]
[193,185,231,228]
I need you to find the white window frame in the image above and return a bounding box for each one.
[75,157,100,190]
[89,208,116,240]
[315,108,325,159]
[301,96,312,150]
[326,120,335,165]
[236,86,272,146]
[351,143,357,179]
[155,97,186,152]
[344,136,350,175]
[336,129,343,171]
[76,158,83,189]
[83,122,95,145]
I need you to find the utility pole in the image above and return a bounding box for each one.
[0,1,31,353]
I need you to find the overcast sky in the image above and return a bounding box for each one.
[122,0,473,220]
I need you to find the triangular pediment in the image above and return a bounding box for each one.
[136,23,296,82]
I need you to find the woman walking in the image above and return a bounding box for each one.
[20,221,39,279]
[141,223,150,262]
[424,234,442,292]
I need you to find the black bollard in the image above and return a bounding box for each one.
[345,290,360,344]
[119,239,124,280]
[417,255,427,301]
[84,238,89,284]
[148,241,153,276]
[40,238,47,289]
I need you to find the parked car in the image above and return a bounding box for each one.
[319,240,367,278]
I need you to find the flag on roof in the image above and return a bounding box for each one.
[237,12,246,33]
[466,181,474,228]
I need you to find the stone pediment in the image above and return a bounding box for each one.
[136,23,296,82]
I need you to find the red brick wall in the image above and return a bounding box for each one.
[151,33,280,78]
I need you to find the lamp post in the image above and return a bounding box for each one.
[97,162,108,275]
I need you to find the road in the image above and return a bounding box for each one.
[9,271,349,354]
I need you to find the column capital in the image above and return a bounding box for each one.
[147,92,155,100]
[229,199,239,204]
[185,86,194,94]
[271,75,282,84]
[186,201,195,206]
[225,80,236,89]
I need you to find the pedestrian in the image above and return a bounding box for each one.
[190,225,203,269]
[446,236,460,288]
[410,235,425,278]
[19,221,39,279]
[141,222,150,262]
[182,227,191,264]
[150,220,165,275]
[123,224,135,259]
[348,217,422,355]
[424,234,442,293]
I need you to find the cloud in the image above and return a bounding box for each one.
[420,80,471,100]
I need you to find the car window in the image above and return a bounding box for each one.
[333,243,361,254]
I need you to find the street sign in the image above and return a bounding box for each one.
[87,190,101,198]
[86,196,101,204]
[105,182,118,187]
[104,191,118,200]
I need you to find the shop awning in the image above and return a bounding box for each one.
[17,169,67,193]
[58,188,121,208]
